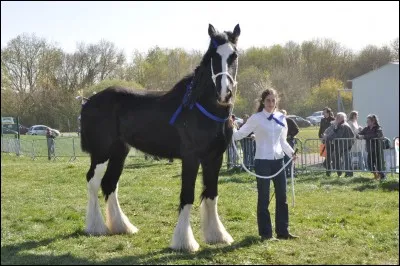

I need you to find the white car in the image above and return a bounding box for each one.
[306,111,324,126]
[27,125,60,136]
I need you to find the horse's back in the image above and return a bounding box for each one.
[80,86,177,157]
[80,86,149,155]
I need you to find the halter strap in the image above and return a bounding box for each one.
[210,58,238,87]
[169,78,229,125]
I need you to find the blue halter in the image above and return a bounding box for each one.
[169,78,229,125]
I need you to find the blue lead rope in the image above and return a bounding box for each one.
[195,102,229,123]
[169,101,229,125]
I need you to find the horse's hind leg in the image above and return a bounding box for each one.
[102,141,138,234]
[200,154,234,245]
[85,157,109,235]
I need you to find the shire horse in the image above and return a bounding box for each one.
[80,24,240,252]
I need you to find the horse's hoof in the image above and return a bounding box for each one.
[85,226,109,236]
[204,231,234,245]
[169,241,200,253]
[107,221,139,234]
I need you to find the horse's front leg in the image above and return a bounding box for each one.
[170,154,200,252]
[200,154,234,245]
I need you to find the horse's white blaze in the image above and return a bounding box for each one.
[85,161,109,235]
[216,43,235,100]
[170,204,199,252]
[200,197,234,244]
[106,188,138,234]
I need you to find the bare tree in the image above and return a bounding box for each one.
[1,33,48,93]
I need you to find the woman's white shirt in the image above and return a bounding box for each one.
[233,110,294,159]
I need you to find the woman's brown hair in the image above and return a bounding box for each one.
[367,114,380,127]
[256,88,279,112]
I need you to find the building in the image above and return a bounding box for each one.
[352,62,399,141]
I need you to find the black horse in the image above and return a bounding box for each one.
[80,24,240,252]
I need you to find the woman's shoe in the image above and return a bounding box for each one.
[277,233,299,240]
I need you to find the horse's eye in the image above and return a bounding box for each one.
[228,53,238,64]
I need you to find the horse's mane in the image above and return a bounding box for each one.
[160,30,234,106]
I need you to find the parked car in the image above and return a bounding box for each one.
[306,111,324,126]
[1,127,18,135]
[287,115,312,128]
[27,125,60,137]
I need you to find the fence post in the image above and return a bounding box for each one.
[31,140,36,160]
[70,137,77,162]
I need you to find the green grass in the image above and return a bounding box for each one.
[296,126,320,142]
[1,154,399,265]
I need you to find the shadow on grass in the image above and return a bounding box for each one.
[353,179,399,192]
[1,231,260,265]
[124,162,165,170]
[320,176,373,186]
[292,172,399,193]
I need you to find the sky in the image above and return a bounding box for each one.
[1,1,399,60]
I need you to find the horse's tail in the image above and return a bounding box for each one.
[80,103,91,154]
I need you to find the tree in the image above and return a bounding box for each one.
[1,33,48,93]
[303,78,351,117]
[348,45,392,80]
[235,66,270,116]
[390,37,399,61]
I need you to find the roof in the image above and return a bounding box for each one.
[352,62,399,82]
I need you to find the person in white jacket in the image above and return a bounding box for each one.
[347,111,367,170]
[232,88,297,241]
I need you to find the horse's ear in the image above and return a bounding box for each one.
[208,24,217,37]
[233,24,241,38]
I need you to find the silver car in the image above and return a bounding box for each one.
[27,125,60,136]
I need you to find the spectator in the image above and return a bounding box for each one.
[357,114,386,180]
[239,114,256,170]
[319,107,335,139]
[227,114,239,169]
[46,127,56,160]
[324,112,355,177]
[319,107,335,173]
[281,110,299,177]
[233,88,298,241]
[347,111,366,170]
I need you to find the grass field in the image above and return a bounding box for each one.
[1,154,399,265]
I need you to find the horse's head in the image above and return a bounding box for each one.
[207,24,240,105]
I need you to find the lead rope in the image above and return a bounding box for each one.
[231,140,297,207]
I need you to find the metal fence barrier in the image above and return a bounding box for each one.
[225,137,305,174]
[303,137,397,176]
[1,136,399,176]
[1,136,141,161]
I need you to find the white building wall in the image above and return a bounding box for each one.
[352,63,399,142]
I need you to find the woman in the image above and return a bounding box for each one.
[232,88,298,241]
[319,107,335,139]
[347,111,366,171]
[357,114,386,180]
[319,107,335,176]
